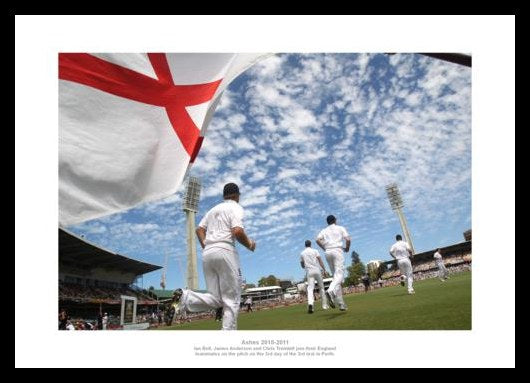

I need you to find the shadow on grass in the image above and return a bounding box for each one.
[320,311,349,320]
[387,293,414,298]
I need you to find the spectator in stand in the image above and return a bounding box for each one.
[59,308,68,330]
[97,312,103,330]
[377,278,384,288]
[66,321,75,331]
[102,313,108,330]
[362,274,370,293]
[244,296,253,312]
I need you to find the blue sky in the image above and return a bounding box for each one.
[67,53,471,290]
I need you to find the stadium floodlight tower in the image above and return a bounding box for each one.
[182,176,201,290]
[385,183,415,254]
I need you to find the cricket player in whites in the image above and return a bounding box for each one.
[316,215,350,311]
[174,183,256,330]
[300,240,329,314]
[433,248,449,281]
[389,234,415,294]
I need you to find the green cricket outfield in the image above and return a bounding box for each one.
[155,271,471,330]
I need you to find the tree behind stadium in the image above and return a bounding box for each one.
[345,250,365,286]
[258,275,280,287]
[351,251,361,265]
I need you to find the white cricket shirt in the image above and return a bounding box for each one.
[390,240,412,260]
[316,224,350,250]
[198,199,245,251]
[301,247,322,273]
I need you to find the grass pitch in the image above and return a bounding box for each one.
[156,271,471,330]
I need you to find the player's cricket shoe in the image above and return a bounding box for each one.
[172,288,183,301]
[339,304,348,311]
[308,304,314,314]
[215,307,223,321]
[174,289,187,316]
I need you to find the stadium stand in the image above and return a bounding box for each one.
[59,228,162,329]
[241,286,283,303]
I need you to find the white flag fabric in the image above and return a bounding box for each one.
[59,53,269,226]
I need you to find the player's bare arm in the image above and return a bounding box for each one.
[300,260,305,269]
[196,226,206,249]
[316,239,325,251]
[232,226,256,251]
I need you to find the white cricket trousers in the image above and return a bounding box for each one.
[307,270,328,308]
[397,258,414,293]
[436,261,449,279]
[325,248,345,305]
[182,247,241,330]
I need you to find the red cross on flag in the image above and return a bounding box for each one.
[59,53,269,226]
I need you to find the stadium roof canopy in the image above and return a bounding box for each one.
[150,289,175,299]
[59,228,161,276]
[245,286,282,292]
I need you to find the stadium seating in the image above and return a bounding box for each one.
[59,281,156,304]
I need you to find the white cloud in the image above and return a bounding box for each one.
[277,168,299,180]
[250,54,285,78]
[232,137,255,151]
[240,185,270,208]
[79,223,107,234]
[405,92,422,107]
[248,170,267,182]
[260,198,300,217]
